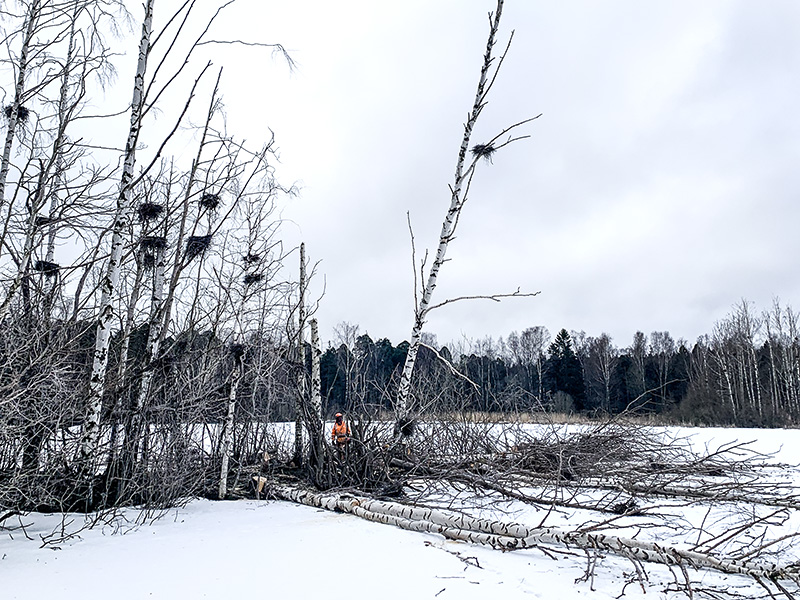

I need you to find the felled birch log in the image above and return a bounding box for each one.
[268,482,800,585]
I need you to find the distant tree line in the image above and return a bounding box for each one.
[319,300,800,428]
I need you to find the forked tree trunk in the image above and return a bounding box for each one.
[80,0,155,470]
[395,0,505,418]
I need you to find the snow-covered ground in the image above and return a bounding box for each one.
[3,426,799,600]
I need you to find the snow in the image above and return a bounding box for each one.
[3,426,799,599]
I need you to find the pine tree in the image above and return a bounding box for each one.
[545,329,585,410]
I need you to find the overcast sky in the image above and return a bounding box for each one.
[161,0,800,350]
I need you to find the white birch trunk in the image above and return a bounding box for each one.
[218,355,242,499]
[395,0,504,417]
[270,484,800,585]
[309,318,322,422]
[42,4,81,306]
[128,242,166,464]
[293,242,306,465]
[309,318,324,466]
[0,0,39,211]
[80,0,155,469]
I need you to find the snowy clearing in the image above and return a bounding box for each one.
[2,426,799,600]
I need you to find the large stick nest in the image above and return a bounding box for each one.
[4,104,29,123]
[137,202,164,222]
[185,235,213,262]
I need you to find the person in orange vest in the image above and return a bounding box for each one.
[331,412,351,457]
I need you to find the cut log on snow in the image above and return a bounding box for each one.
[268,483,800,586]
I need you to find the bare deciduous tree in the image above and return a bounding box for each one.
[394,0,538,421]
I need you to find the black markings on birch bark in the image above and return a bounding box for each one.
[269,484,800,586]
[293,242,307,466]
[80,0,156,469]
[395,0,538,419]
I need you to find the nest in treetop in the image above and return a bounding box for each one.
[244,252,260,264]
[394,416,416,438]
[199,192,220,210]
[471,143,496,162]
[4,104,29,123]
[35,216,55,228]
[142,252,156,270]
[243,272,264,286]
[230,343,246,360]
[137,202,164,222]
[185,234,213,261]
[33,260,59,276]
[140,235,167,251]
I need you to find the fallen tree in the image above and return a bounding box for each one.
[254,411,800,599]
[267,482,800,587]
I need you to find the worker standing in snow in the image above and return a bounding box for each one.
[331,412,350,459]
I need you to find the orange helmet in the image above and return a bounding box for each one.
[335,412,342,418]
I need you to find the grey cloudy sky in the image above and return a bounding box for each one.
[196,0,800,349]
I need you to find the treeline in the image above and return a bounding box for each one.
[319,300,800,427]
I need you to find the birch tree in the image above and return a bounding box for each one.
[0,0,121,315]
[308,318,324,475]
[292,242,306,466]
[79,0,155,470]
[394,0,538,421]
[217,185,285,498]
[78,0,257,469]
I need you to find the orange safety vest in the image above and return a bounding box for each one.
[331,420,350,444]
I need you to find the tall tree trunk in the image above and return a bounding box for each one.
[219,254,261,498]
[309,318,324,474]
[0,0,39,212]
[80,0,155,470]
[218,348,243,499]
[159,71,223,343]
[396,0,505,418]
[126,241,167,467]
[293,242,306,465]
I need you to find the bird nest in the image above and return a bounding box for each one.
[137,202,164,222]
[33,260,60,276]
[4,104,29,123]
[142,252,156,270]
[35,216,55,228]
[185,234,213,261]
[470,143,496,162]
[140,236,167,251]
[199,193,220,210]
[243,272,264,285]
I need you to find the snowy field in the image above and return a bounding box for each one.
[2,426,799,600]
